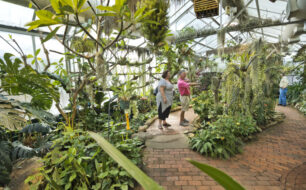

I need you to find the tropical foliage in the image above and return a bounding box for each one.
[287,59,306,114]
[190,113,261,159]
[0,0,301,188]
[26,130,144,190]
[190,40,282,158]
[0,53,59,110]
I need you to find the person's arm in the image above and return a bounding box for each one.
[189,82,200,86]
[160,86,167,103]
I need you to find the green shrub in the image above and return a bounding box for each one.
[193,90,222,121]
[251,98,276,125]
[131,110,157,128]
[190,114,261,159]
[190,126,243,159]
[287,83,306,115]
[26,130,143,190]
[214,114,261,139]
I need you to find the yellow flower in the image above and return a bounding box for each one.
[207,122,210,125]
[221,137,225,140]
[236,122,240,125]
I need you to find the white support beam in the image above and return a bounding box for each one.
[170,0,192,18]
[251,31,279,39]
[170,4,194,26]
[191,38,214,49]
[0,24,64,38]
[255,0,264,39]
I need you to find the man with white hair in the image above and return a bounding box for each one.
[177,70,198,126]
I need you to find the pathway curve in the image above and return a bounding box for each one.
[141,106,306,190]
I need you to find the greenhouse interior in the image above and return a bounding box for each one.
[0,0,305,189]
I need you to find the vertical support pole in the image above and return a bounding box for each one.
[64,46,70,73]
[219,0,223,29]
[255,0,264,40]
[31,11,38,70]
[142,53,146,95]
[219,0,224,57]
[64,26,72,74]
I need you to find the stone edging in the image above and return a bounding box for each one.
[259,111,285,130]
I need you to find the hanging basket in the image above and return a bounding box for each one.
[119,100,130,110]
[194,0,219,19]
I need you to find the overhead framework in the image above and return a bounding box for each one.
[173,19,305,43]
[0,0,305,58]
[168,0,306,57]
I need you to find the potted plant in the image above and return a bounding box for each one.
[112,81,136,110]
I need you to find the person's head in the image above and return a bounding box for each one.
[178,70,187,79]
[162,70,171,79]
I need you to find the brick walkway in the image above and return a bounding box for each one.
[141,106,306,190]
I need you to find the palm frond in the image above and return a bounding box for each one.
[0,53,60,110]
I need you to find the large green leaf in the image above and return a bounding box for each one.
[12,141,37,160]
[0,141,13,186]
[97,12,117,17]
[43,26,61,43]
[88,132,164,190]
[26,10,61,31]
[50,0,61,14]
[0,107,26,131]
[0,95,27,130]
[96,5,118,13]
[76,0,87,10]
[187,159,245,190]
[0,95,56,125]
[36,10,57,21]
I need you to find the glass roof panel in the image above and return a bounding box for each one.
[171,11,195,30]
[169,1,193,22]
[0,1,34,28]
[0,0,302,56]
[245,0,286,19]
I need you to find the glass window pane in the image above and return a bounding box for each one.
[0,1,34,28]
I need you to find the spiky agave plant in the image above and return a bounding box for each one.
[139,0,170,49]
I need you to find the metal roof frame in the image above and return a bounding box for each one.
[169,0,305,56]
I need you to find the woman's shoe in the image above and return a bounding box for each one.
[183,119,189,123]
[180,121,189,127]
[163,123,171,127]
[158,125,163,130]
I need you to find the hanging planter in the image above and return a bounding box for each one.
[139,0,169,48]
[194,0,219,19]
[119,100,130,110]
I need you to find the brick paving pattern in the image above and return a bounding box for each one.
[141,106,306,190]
